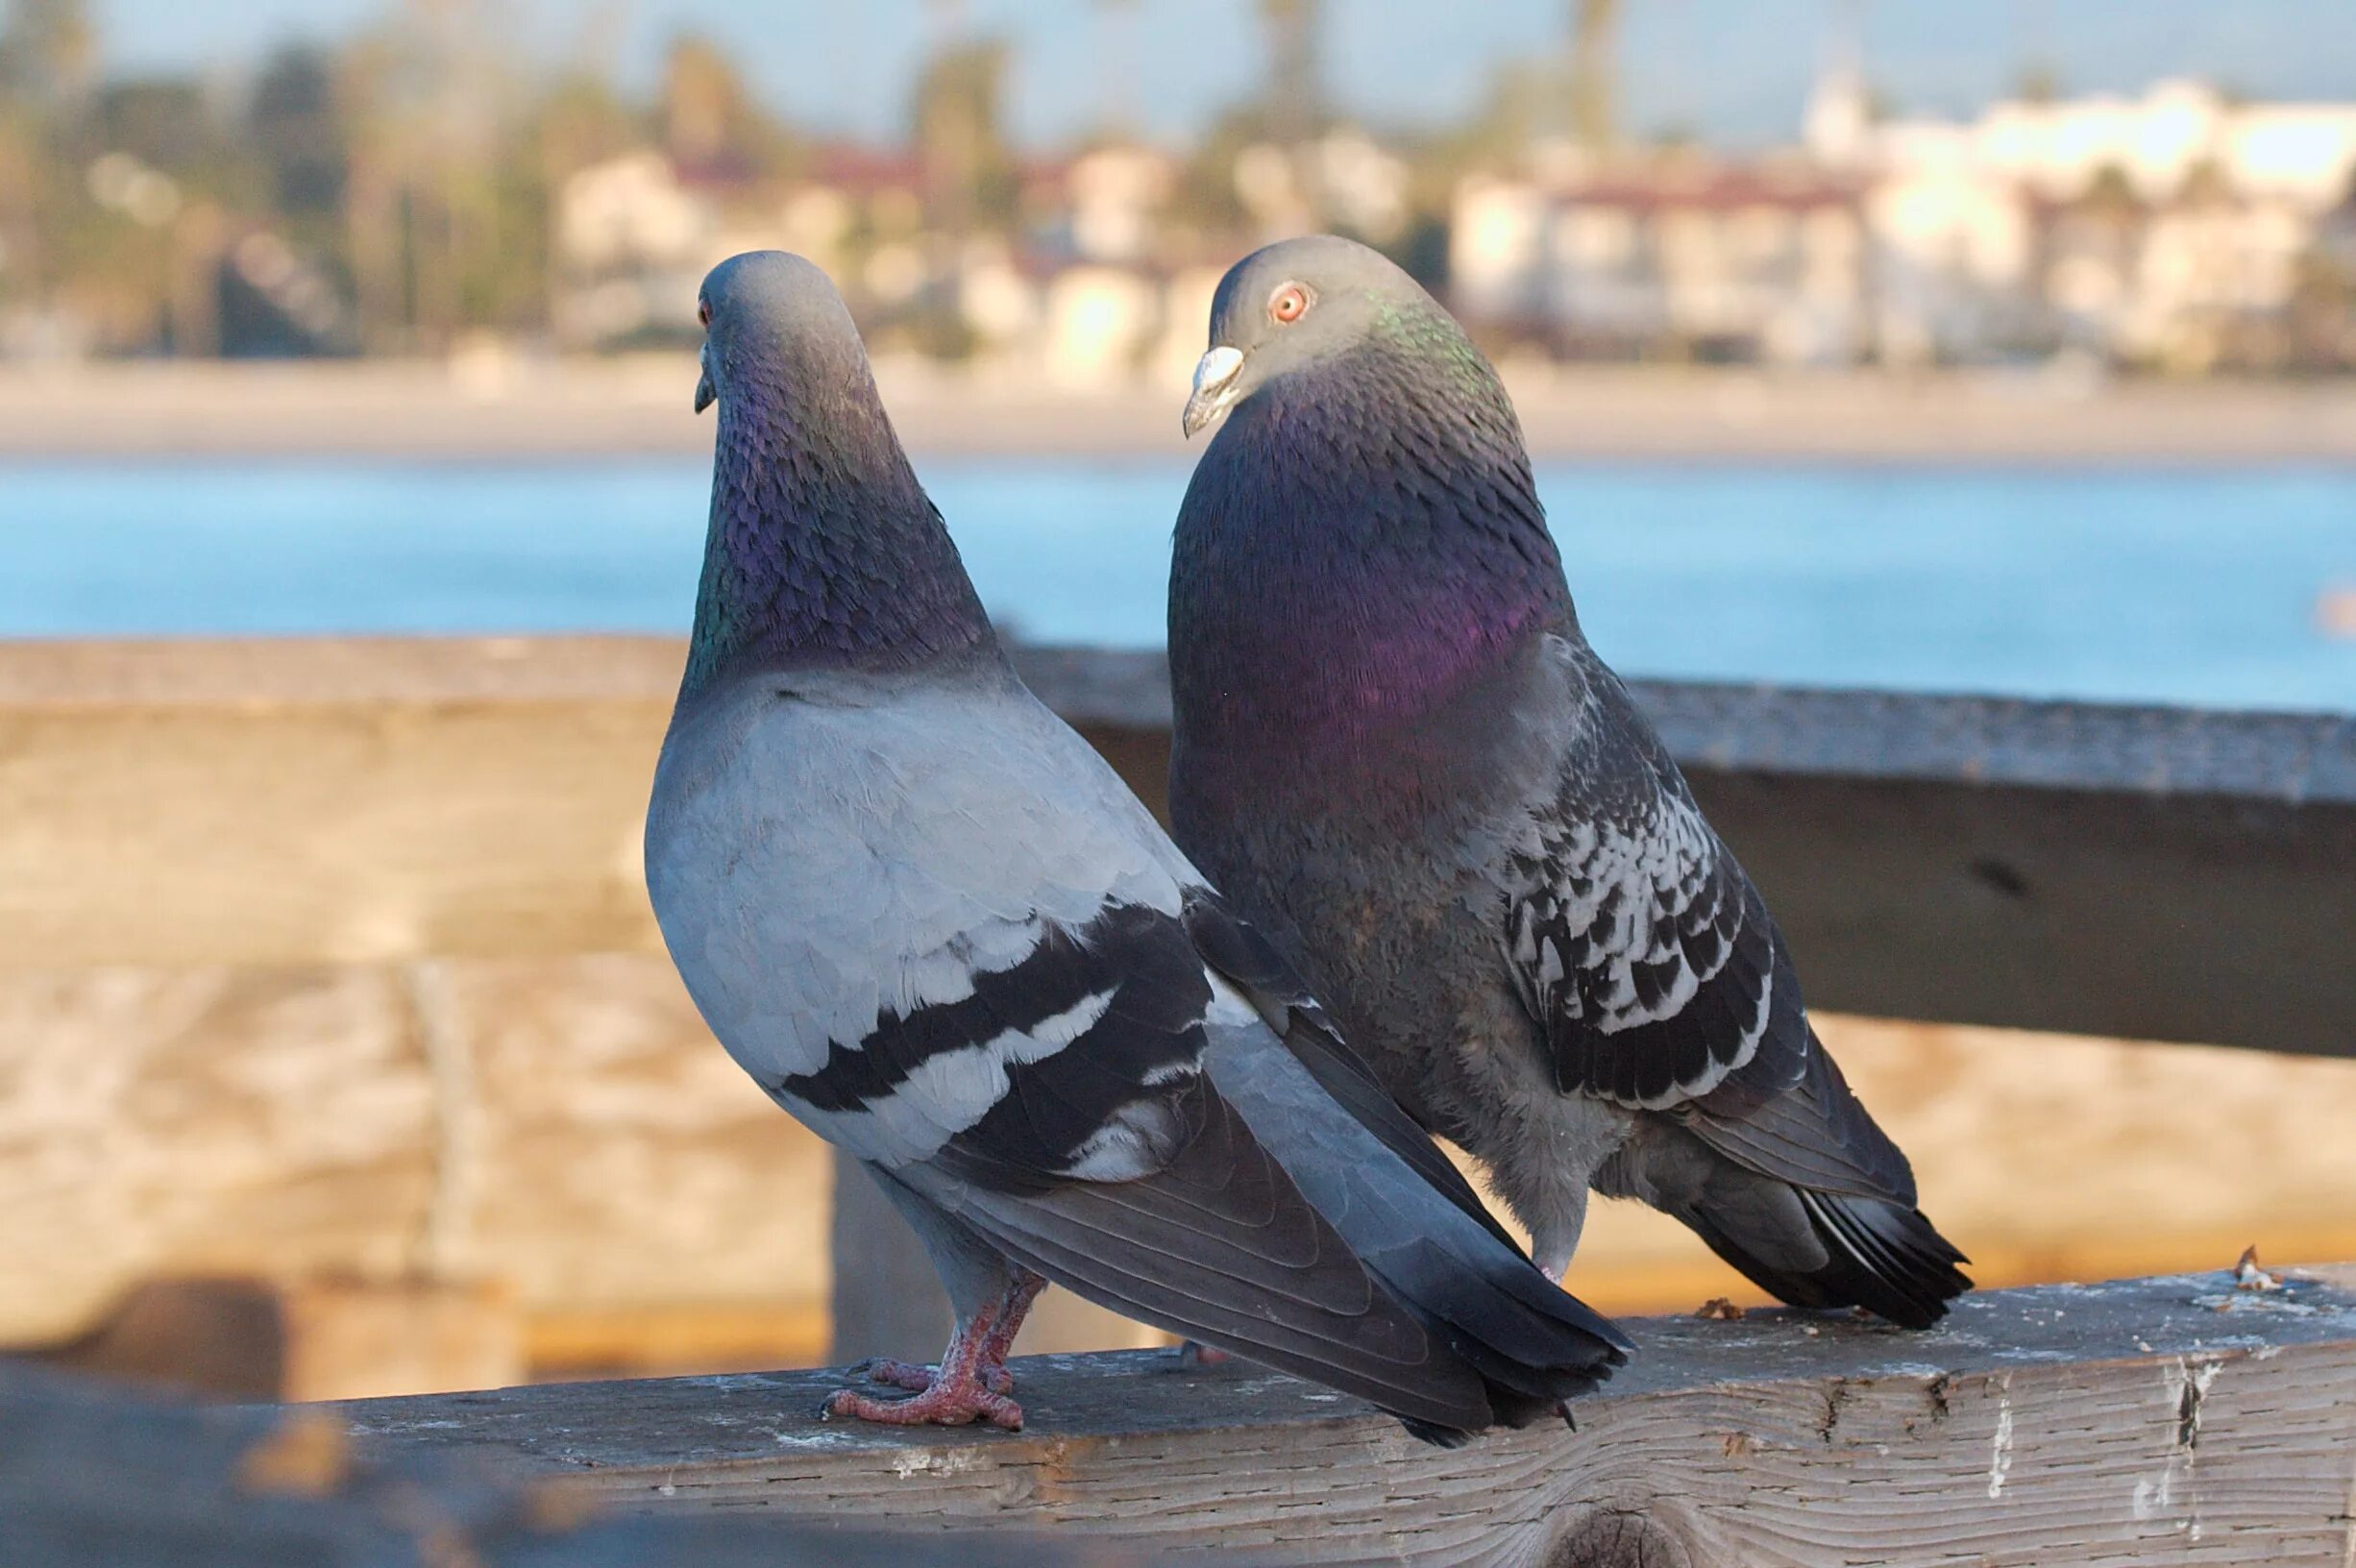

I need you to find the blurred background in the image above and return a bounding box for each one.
[2,0,2353,1410]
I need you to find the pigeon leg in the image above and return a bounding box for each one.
[850,1269,1043,1400]
[971,1270,1046,1388]
[823,1292,1026,1431]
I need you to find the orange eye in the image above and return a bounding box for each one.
[697,298,712,327]
[1269,282,1311,324]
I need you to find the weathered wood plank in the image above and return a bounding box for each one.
[828,1149,953,1366]
[1,1360,1097,1568]
[8,637,2350,1056]
[0,637,679,970]
[15,943,2355,1361]
[11,637,2356,1388]
[31,1277,523,1404]
[0,953,818,1350]
[0,946,1162,1367]
[332,1269,2356,1566]
[1012,648,2356,1059]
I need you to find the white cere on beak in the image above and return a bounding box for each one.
[1182,346,1246,438]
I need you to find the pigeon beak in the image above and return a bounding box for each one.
[1182,346,1245,439]
[694,345,715,415]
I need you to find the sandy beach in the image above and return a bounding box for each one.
[2,356,2354,464]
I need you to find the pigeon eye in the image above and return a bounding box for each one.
[1269,282,1312,324]
[697,297,712,328]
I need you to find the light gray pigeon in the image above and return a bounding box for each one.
[1166,236,1970,1327]
[643,251,1628,1438]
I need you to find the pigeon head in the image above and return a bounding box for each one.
[677,251,994,699]
[1183,235,1465,438]
[691,250,863,417]
[1168,236,1574,750]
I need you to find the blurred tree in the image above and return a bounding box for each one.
[0,0,102,324]
[1172,101,1272,230]
[69,76,236,354]
[2016,62,2063,105]
[1565,0,1618,152]
[95,78,219,178]
[0,0,98,110]
[2082,161,2140,213]
[1434,59,1548,178]
[250,47,348,228]
[1257,0,1322,222]
[912,35,1016,232]
[904,33,1013,356]
[661,34,789,180]
[1258,0,1320,148]
[2287,174,2356,373]
[338,0,547,352]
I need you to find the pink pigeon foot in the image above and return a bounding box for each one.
[822,1270,1045,1430]
[823,1369,1024,1430]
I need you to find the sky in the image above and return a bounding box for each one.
[86,0,2356,150]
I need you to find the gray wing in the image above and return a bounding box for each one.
[1503,642,1917,1205]
[1180,887,1528,1254]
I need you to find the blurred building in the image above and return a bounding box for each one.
[552,143,933,351]
[551,135,1236,384]
[10,0,2353,383]
[1453,159,1870,365]
[1815,73,2356,370]
[1448,73,2356,374]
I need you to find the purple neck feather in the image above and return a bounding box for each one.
[680,359,995,700]
[1168,345,1574,753]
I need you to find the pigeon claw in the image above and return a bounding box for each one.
[853,1357,1015,1396]
[823,1377,1024,1431]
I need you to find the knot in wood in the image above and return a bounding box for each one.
[1543,1507,1695,1568]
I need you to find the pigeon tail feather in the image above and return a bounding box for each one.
[1199,1019,1630,1425]
[1687,1186,1971,1331]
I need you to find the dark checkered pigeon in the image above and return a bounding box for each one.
[1167,236,1969,1328]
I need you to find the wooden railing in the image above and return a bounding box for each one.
[13,1270,2356,1565]
[6,636,2354,1563]
[1013,646,2356,1058]
[331,1267,2356,1565]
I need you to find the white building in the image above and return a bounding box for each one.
[1452,162,1869,365]
[1812,75,2356,212]
[1809,73,2356,365]
[1063,144,1179,265]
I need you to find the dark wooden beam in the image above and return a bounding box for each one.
[332,1267,2356,1565]
[0,1361,1094,1568]
[1012,648,2356,1058]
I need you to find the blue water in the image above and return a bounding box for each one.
[4,458,2353,712]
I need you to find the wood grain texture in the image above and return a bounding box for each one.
[0,650,675,970]
[0,954,816,1348]
[10,636,2351,1050]
[11,637,2356,1392]
[4,1360,1105,1568]
[334,1271,2356,1567]
[32,1277,524,1403]
[0,950,1165,1367]
[9,918,2356,1368]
